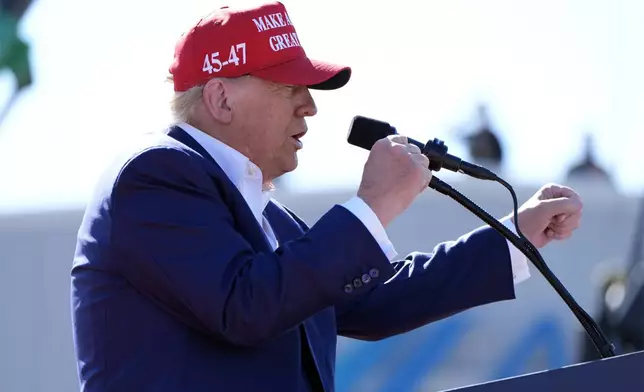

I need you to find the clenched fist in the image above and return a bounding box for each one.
[358,135,432,227]
[511,183,583,248]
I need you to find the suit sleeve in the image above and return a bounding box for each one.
[109,147,396,347]
[335,225,517,341]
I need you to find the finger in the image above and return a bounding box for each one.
[411,153,430,168]
[545,227,571,241]
[390,143,409,158]
[548,219,579,232]
[552,211,582,230]
[544,184,579,199]
[550,211,581,226]
[545,228,556,239]
[554,231,572,240]
[547,225,574,238]
[548,217,579,237]
[388,135,408,145]
[405,143,422,155]
[548,224,579,238]
[419,167,433,191]
[542,197,582,216]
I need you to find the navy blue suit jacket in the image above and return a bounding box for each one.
[71,126,516,391]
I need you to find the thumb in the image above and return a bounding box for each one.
[541,197,582,216]
[388,134,408,145]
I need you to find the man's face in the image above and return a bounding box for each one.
[205,76,317,182]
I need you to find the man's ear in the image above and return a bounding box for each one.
[203,78,233,124]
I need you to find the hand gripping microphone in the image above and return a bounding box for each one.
[347,115,499,181]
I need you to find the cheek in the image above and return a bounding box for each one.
[241,96,294,152]
[255,128,286,158]
[263,112,294,147]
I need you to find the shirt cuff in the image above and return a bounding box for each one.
[500,217,531,285]
[340,196,398,261]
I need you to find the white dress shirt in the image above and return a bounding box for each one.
[178,122,530,284]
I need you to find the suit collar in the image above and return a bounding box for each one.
[167,124,214,165]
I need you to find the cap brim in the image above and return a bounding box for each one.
[251,57,351,90]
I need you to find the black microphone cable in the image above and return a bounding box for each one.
[429,175,616,359]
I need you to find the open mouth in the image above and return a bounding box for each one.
[291,131,306,149]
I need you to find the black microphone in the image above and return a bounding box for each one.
[347,115,498,181]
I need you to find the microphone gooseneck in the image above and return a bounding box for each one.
[430,176,615,359]
[348,115,616,359]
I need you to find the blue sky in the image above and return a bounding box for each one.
[0,0,642,211]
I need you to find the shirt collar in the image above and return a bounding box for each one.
[177,122,274,222]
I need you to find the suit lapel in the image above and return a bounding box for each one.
[166,125,274,252]
[264,201,307,244]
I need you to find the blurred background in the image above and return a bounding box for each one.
[1,0,643,391]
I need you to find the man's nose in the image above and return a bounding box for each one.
[296,88,317,117]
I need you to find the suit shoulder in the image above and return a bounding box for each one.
[116,132,203,171]
[107,131,220,182]
[86,132,213,204]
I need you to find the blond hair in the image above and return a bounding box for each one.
[167,75,204,123]
[167,75,254,122]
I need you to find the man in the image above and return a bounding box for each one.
[70,2,583,391]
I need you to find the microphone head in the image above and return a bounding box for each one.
[347,115,396,150]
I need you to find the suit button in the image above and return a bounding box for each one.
[369,268,379,278]
[353,278,363,288]
[361,273,371,284]
[343,284,354,293]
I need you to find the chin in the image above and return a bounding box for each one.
[282,155,299,173]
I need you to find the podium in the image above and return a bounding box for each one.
[444,351,644,391]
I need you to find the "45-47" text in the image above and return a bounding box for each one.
[202,43,247,74]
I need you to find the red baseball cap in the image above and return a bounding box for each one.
[169,1,351,92]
